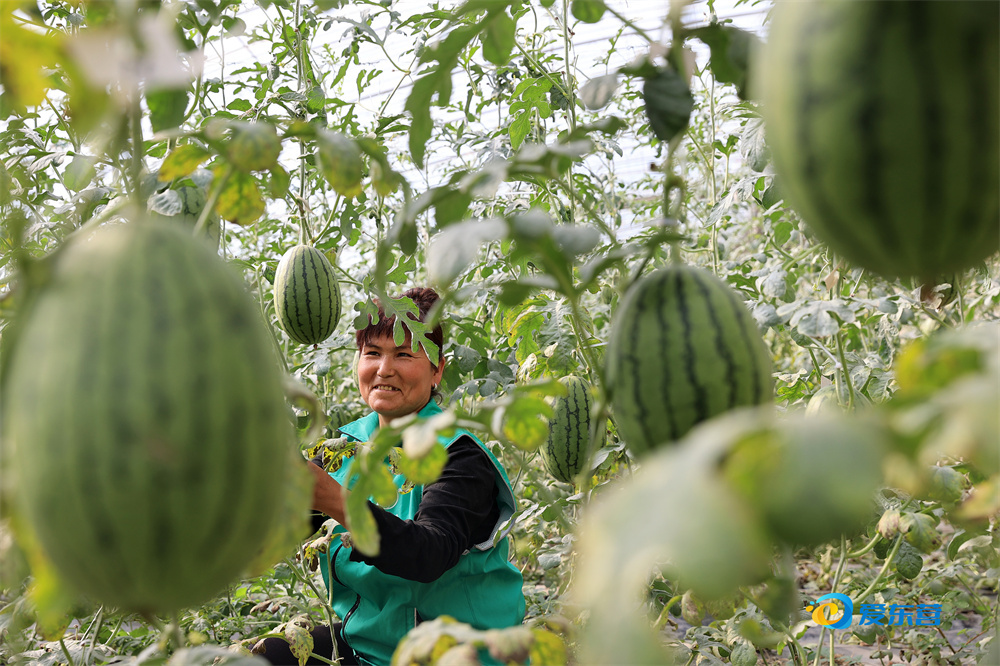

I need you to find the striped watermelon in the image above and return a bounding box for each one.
[4,220,297,613]
[273,245,342,346]
[759,0,1000,281]
[606,264,774,457]
[541,375,601,483]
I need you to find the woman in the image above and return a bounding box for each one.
[257,288,525,666]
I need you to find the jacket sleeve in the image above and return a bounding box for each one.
[347,436,500,583]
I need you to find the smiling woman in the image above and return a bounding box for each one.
[254,287,525,666]
[355,288,446,425]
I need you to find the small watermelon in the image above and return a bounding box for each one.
[273,245,342,346]
[541,375,601,483]
[606,264,774,456]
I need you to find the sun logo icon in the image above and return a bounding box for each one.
[805,593,854,629]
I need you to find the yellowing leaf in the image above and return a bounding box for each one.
[226,121,281,173]
[398,443,448,485]
[529,628,567,666]
[501,396,552,451]
[159,144,212,181]
[284,619,314,666]
[11,516,78,641]
[216,170,264,225]
[0,4,63,108]
[956,478,1000,524]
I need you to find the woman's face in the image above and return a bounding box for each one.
[357,334,445,426]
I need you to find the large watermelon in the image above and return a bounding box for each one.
[541,375,601,483]
[4,219,296,613]
[273,245,342,346]
[759,0,1000,281]
[606,264,773,456]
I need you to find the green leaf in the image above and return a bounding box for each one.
[367,465,398,508]
[159,144,211,181]
[267,163,290,198]
[777,299,857,337]
[356,137,403,196]
[685,24,760,100]
[404,20,483,166]
[926,466,967,504]
[773,220,793,246]
[571,0,606,23]
[346,483,380,555]
[316,129,364,198]
[404,74,438,168]
[148,188,184,216]
[900,512,939,553]
[216,170,264,225]
[63,155,95,192]
[147,88,190,133]
[433,189,472,227]
[427,218,506,288]
[643,67,693,143]
[482,11,516,66]
[509,112,531,150]
[574,414,773,664]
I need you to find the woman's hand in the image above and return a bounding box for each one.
[308,461,348,526]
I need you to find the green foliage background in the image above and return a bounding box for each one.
[1,0,997,664]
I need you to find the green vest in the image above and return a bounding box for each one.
[319,401,526,666]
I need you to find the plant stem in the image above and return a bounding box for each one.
[59,637,77,666]
[257,265,289,373]
[812,538,850,666]
[565,5,578,133]
[285,555,341,664]
[846,534,881,559]
[855,536,903,605]
[835,332,857,410]
[604,5,657,43]
[85,606,105,664]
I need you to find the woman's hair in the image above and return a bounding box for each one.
[355,287,445,365]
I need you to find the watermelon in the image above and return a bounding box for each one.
[759,0,1000,281]
[4,219,296,613]
[273,245,342,346]
[541,375,601,483]
[606,264,773,456]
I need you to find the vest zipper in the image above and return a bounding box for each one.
[329,542,346,586]
[341,594,361,643]
[329,542,361,647]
